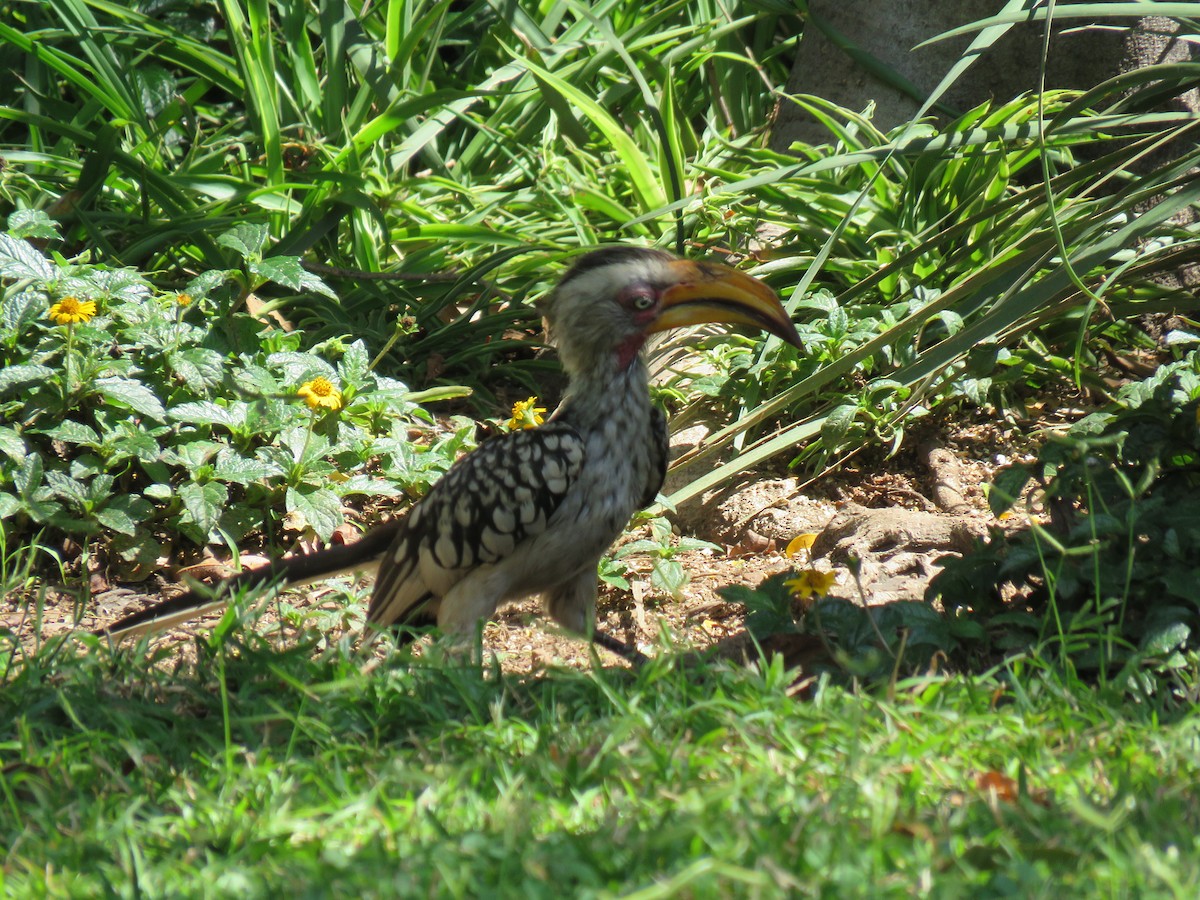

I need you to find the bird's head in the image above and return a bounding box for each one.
[540,246,802,377]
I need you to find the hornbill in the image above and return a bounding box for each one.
[95,246,802,661]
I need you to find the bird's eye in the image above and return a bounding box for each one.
[620,283,658,313]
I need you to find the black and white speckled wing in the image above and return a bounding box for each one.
[367,420,586,630]
[639,405,668,509]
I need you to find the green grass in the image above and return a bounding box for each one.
[3,624,1199,896]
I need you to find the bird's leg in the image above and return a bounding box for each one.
[545,569,649,667]
[591,629,650,668]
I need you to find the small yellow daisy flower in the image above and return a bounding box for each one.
[507,396,546,430]
[297,376,342,411]
[784,568,837,600]
[48,296,97,325]
[175,292,193,307]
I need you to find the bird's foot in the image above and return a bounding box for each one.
[591,629,650,668]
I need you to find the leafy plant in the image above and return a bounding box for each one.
[0,218,468,588]
[721,571,983,680]
[930,350,1200,688]
[613,515,721,600]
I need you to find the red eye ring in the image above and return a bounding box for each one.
[619,282,658,313]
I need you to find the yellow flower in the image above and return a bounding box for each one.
[784,533,819,559]
[175,292,193,307]
[507,396,546,430]
[784,568,838,600]
[48,296,97,325]
[297,376,343,411]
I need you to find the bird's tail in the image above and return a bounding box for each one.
[93,522,401,641]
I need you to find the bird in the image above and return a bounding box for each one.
[95,246,803,661]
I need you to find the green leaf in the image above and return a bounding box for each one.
[216,223,269,262]
[266,351,335,384]
[144,483,173,501]
[821,404,860,447]
[677,537,723,553]
[92,269,151,303]
[169,401,248,431]
[0,493,19,519]
[38,420,100,446]
[720,576,798,640]
[110,529,163,570]
[613,539,662,559]
[1,289,46,333]
[650,558,688,598]
[0,364,54,393]
[990,464,1033,517]
[168,347,227,392]
[95,498,149,536]
[13,454,43,500]
[334,474,403,498]
[214,451,279,484]
[94,376,167,421]
[1141,620,1190,656]
[179,481,228,541]
[252,257,338,299]
[44,470,88,506]
[285,485,343,541]
[186,269,234,297]
[0,425,26,461]
[108,430,162,464]
[7,209,60,241]
[338,341,371,387]
[0,234,53,281]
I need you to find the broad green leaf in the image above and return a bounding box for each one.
[0,364,53,393]
[650,558,687,598]
[285,485,344,541]
[252,257,338,299]
[214,451,278,484]
[179,481,228,540]
[91,269,151,303]
[110,430,162,464]
[0,234,53,281]
[44,470,88,506]
[37,420,100,446]
[13,454,43,500]
[168,347,226,392]
[110,529,163,569]
[0,425,25,461]
[186,269,234,297]
[95,503,140,536]
[169,401,247,430]
[335,474,403,497]
[990,464,1034,517]
[338,341,371,386]
[821,404,860,447]
[7,209,59,241]
[1141,620,1190,656]
[216,223,269,262]
[94,376,167,421]
[2,289,46,332]
[144,483,173,501]
[266,351,335,384]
